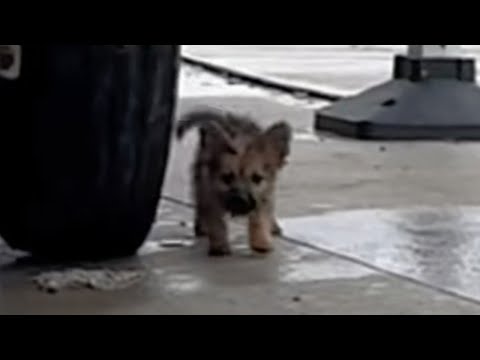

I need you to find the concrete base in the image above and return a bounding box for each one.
[315,56,480,140]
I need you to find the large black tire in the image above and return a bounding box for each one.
[0,45,180,260]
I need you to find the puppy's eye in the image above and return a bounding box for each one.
[251,173,264,185]
[221,173,235,185]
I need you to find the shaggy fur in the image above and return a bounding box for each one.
[176,108,292,256]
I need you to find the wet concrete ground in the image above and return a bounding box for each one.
[281,207,480,304]
[3,50,480,314]
[1,202,479,315]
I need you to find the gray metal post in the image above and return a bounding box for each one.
[408,45,461,58]
[315,45,480,140]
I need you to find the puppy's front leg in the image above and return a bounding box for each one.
[206,214,231,257]
[249,208,274,254]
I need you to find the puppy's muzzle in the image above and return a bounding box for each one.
[225,189,256,216]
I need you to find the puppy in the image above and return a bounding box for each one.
[176,108,292,256]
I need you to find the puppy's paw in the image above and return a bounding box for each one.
[209,244,232,257]
[249,217,275,255]
[251,244,274,255]
[250,234,274,254]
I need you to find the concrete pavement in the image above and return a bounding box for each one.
[3,56,480,314]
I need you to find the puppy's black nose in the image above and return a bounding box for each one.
[226,191,256,216]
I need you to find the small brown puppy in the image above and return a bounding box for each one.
[176,108,292,256]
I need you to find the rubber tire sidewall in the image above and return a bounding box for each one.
[0,45,180,260]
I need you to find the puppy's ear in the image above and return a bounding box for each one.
[260,122,292,167]
[203,122,238,155]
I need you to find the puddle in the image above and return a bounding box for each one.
[163,273,204,295]
[152,220,183,228]
[157,207,173,216]
[280,206,480,302]
[365,282,390,296]
[294,132,321,142]
[138,241,165,256]
[280,246,374,283]
[160,239,196,249]
[138,239,195,256]
[281,258,375,283]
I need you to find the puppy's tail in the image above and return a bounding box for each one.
[176,108,228,141]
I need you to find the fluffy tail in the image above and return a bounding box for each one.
[176,108,228,140]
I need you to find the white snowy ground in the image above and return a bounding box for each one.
[183,45,480,96]
[178,62,329,110]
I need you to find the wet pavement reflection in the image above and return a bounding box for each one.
[280,206,480,302]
